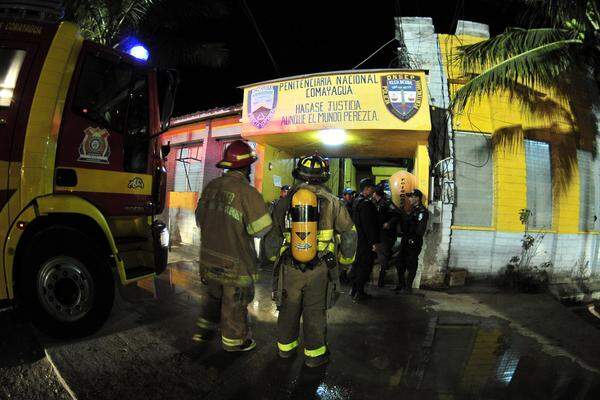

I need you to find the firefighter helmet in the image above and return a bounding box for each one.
[216,140,257,169]
[293,153,330,183]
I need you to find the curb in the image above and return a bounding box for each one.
[44,349,78,400]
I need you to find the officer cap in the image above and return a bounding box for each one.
[359,178,376,191]
[408,188,424,200]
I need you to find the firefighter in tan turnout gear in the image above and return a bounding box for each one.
[265,154,357,367]
[195,140,272,352]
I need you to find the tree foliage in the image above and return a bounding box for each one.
[63,0,231,68]
[452,0,600,114]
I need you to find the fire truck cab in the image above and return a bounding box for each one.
[1,6,176,337]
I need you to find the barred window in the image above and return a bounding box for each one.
[525,140,552,229]
[453,132,494,226]
[578,150,597,231]
[174,146,203,192]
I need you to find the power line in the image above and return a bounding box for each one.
[240,0,280,76]
[353,37,397,69]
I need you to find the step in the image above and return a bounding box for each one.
[125,266,155,281]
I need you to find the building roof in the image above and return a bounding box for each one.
[170,104,242,127]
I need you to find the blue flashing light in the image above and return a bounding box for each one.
[128,45,150,61]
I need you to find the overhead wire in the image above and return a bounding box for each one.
[240,0,280,76]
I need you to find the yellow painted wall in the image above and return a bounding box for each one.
[493,137,527,232]
[257,144,295,203]
[343,158,356,190]
[439,33,588,234]
[326,158,340,195]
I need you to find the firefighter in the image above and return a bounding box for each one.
[394,189,428,294]
[350,178,381,300]
[194,140,272,352]
[265,154,357,368]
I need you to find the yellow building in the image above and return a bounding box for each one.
[164,18,600,283]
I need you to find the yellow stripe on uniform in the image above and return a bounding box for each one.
[277,340,299,352]
[304,345,327,358]
[316,229,334,241]
[339,254,355,265]
[55,168,153,195]
[222,336,245,347]
[246,213,272,235]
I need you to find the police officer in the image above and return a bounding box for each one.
[265,154,357,368]
[350,178,381,301]
[341,188,354,215]
[270,185,291,213]
[195,140,272,352]
[394,189,428,294]
[373,186,396,287]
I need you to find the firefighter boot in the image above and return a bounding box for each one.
[223,338,257,352]
[304,348,330,368]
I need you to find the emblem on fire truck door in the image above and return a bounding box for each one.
[381,73,423,122]
[128,177,144,190]
[248,85,278,129]
[78,127,111,164]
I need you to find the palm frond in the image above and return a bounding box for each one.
[522,0,591,27]
[452,37,582,111]
[456,28,578,73]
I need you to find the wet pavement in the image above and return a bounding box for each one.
[3,257,600,399]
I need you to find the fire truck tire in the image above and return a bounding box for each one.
[18,226,114,338]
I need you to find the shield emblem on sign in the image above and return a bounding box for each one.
[381,74,423,122]
[248,86,278,129]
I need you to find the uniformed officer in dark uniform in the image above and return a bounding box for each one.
[373,186,396,287]
[350,178,381,300]
[394,189,428,294]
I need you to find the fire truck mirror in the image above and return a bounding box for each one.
[161,142,171,159]
[158,69,178,132]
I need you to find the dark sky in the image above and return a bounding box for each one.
[173,0,525,115]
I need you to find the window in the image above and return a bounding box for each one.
[0,49,26,108]
[525,140,552,229]
[174,146,203,192]
[72,54,134,132]
[73,53,151,173]
[578,150,599,231]
[123,76,149,173]
[453,132,494,227]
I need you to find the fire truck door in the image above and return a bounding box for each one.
[55,43,154,217]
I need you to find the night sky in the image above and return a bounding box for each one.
[173,0,526,116]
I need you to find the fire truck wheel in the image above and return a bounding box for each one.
[18,226,115,338]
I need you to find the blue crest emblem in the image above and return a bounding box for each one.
[248,86,278,129]
[381,74,423,121]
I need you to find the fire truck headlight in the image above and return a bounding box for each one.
[159,227,170,248]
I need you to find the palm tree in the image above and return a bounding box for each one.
[62,0,231,68]
[452,0,599,115]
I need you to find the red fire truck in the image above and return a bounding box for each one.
[1,3,177,337]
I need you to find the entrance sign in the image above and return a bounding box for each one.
[241,69,430,137]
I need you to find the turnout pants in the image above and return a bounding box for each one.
[198,278,254,347]
[350,246,375,294]
[396,238,422,290]
[277,263,329,359]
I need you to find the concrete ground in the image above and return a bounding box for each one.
[2,253,600,400]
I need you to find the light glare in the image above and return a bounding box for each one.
[319,129,346,145]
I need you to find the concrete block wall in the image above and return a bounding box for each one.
[398,17,454,283]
